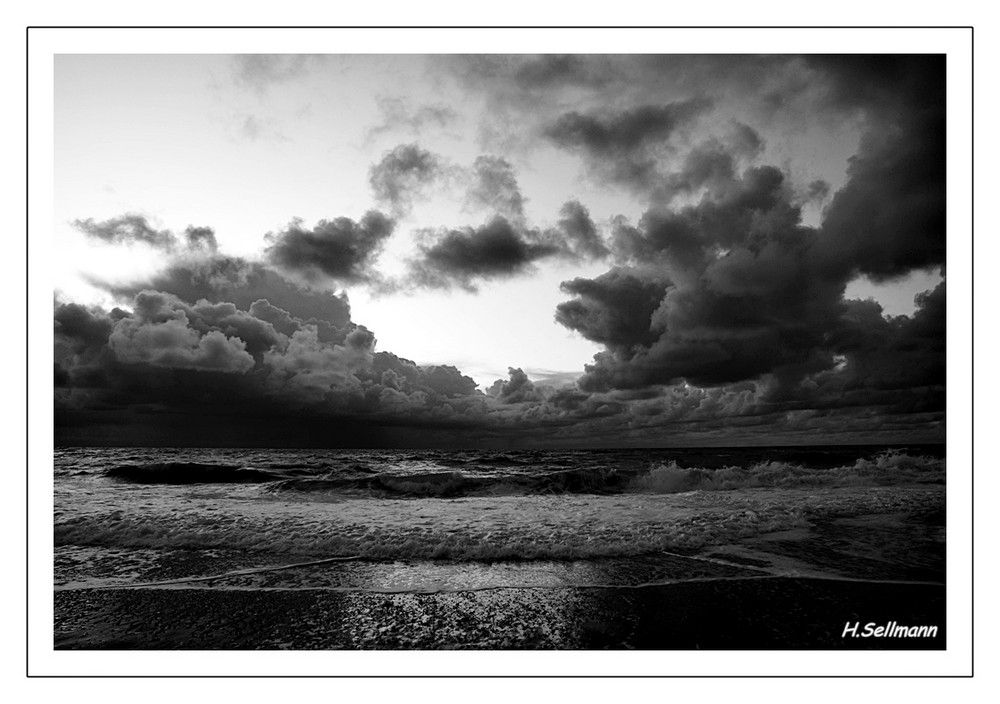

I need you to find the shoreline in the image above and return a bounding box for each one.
[55,576,945,651]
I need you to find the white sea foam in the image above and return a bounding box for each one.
[54,482,943,561]
[628,451,943,493]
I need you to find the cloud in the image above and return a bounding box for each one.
[108,292,256,374]
[55,283,498,446]
[812,96,945,281]
[73,214,178,250]
[183,226,218,253]
[550,56,944,422]
[557,152,930,394]
[74,215,220,254]
[408,216,561,291]
[366,96,457,142]
[103,255,354,332]
[556,269,671,356]
[369,144,450,217]
[554,200,609,260]
[513,55,618,90]
[232,55,322,93]
[55,56,947,448]
[265,211,395,284]
[464,155,526,223]
[487,367,544,404]
[403,194,611,292]
[543,99,712,195]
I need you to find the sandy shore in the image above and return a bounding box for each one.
[54,577,945,650]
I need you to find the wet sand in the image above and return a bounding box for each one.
[54,577,945,650]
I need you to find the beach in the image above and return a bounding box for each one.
[55,577,944,650]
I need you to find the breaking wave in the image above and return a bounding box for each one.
[628,451,944,494]
[97,451,944,495]
[261,450,942,497]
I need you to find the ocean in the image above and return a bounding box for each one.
[53,445,947,649]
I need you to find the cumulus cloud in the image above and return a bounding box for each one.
[487,367,544,404]
[561,164,842,391]
[265,211,395,284]
[103,255,354,332]
[183,226,219,253]
[464,155,527,223]
[408,217,561,291]
[552,56,944,421]
[54,286,495,446]
[404,193,611,292]
[813,104,945,281]
[544,99,711,196]
[556,269,671,356]
[554,200,609,261]
[369,144,452,218]
[109,296,256,374]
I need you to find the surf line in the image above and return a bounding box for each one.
[660,549,776,574]
[56,555,363,591]
[659,550,943,587]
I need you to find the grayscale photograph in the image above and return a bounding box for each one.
[48,46,955,658]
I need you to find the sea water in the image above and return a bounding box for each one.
[53,446,946,593]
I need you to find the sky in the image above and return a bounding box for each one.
[52,53,947,448]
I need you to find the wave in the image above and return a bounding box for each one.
[628,451,944,494]
[53,503,809,560]
[52,482,945,562]
[96,450,943,495]
[262,450,943,498]
[105,462,281,484]
[263,465,634,498]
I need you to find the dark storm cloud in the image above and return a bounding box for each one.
[59,215,512,446]
[795,55,946,281]
[487,368,544,404]
[108,292,257,373]
[543,99,711,194]
[55,285,498,447]
[555,201,610,260]
[55,302,115,352]
[545,101,709,154]
[556,269,670,355]
[557,152,896,394]
[828,281,945,394]
[104,255,354,332]
[549,55,944,436]
[265,211,395,284]
[803,55,942,115]
[813,101,945,281]
[465,155,526,223]
[409,217,561,291]
[650,124,766,203]
[513,55,617,90]
[369,144,451,217]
